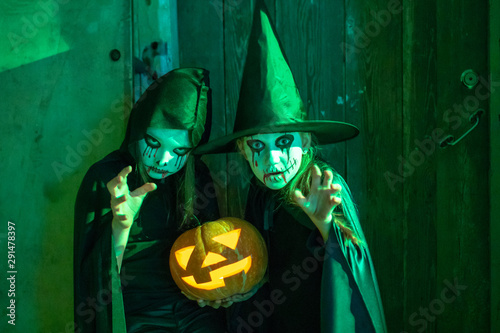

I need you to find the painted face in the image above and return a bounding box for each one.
[242,132,304,190]
[138,128,193,179]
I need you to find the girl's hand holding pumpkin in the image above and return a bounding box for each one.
[292,165,342,242]
[182,292,234,309]
[184,277,264,309]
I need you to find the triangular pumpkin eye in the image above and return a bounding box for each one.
[212,229,241,249]
[202,252,227,267]
[175,246,195,270]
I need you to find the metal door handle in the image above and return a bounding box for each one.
[439,109,484,148]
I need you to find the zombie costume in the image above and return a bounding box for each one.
[195,2,387,332]
[73,68,225,332]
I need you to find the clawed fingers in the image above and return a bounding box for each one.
[118,165,132,178]
[114,214,128,221]
[110,194,127,216]
[310,164,322,189]
[293,189,310,208]
[211,299,222,309]
[130,182,157,198]
[107,166,133,197]
[221,300,234,308]
[323,169,333,187]
[110,194,127,206]
[196,298,224,309]
[331,184,342,203]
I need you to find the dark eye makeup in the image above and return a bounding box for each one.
[246,140,265,153]
[173,147,191,156]
[145,134,160,148]
[275,134,294,148]
[145,134,191,156]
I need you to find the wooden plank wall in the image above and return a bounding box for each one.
[490,0,500,331]
[177,0,230,215]
[401,0,438,331]
[345,0,407,330]
[177,0,491,331]
[0,0,132,330]
[435,0,490,331]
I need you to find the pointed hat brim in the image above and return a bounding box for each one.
[194,121,359,154]
[195,1,359,155]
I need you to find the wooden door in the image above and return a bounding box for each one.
[177,0,493,331]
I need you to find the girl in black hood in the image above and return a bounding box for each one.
[74,68,225,332]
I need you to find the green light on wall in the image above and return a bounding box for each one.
[0,4,70,72]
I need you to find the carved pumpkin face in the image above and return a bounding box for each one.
[169,217,268,301]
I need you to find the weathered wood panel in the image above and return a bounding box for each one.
[488,0,500,332]
[490,1,500,331]
[0,0,132,331]
[435,0,490,331]
[177,0,228,217]
[133,0,179,97]
[344,0,405,331]
[222,0,257,218]
[277,0,347,177]
[401,1,438,332]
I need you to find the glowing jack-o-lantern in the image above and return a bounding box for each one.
[169,217,268,300]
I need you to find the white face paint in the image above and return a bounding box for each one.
[138,128,193,179]
[242,132,304,190]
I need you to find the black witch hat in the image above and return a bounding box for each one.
[195,1,358,155]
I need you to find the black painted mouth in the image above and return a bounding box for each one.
[146,165,170,174]
[264,158,298,176]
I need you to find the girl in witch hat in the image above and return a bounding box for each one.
[195,2,387,333]
[74,68,226,332]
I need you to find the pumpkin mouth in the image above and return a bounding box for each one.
[169,217,268,301]
[181,256,252,290]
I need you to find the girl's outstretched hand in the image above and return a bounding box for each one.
[106,166,157,229]
[107,166,156,271]
[292,164,342,242]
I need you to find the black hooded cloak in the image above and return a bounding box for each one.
[73,68,225,332]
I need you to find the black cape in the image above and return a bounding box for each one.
[73,150,223,332]
[73,68,223,332]
[228,176,387,333]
